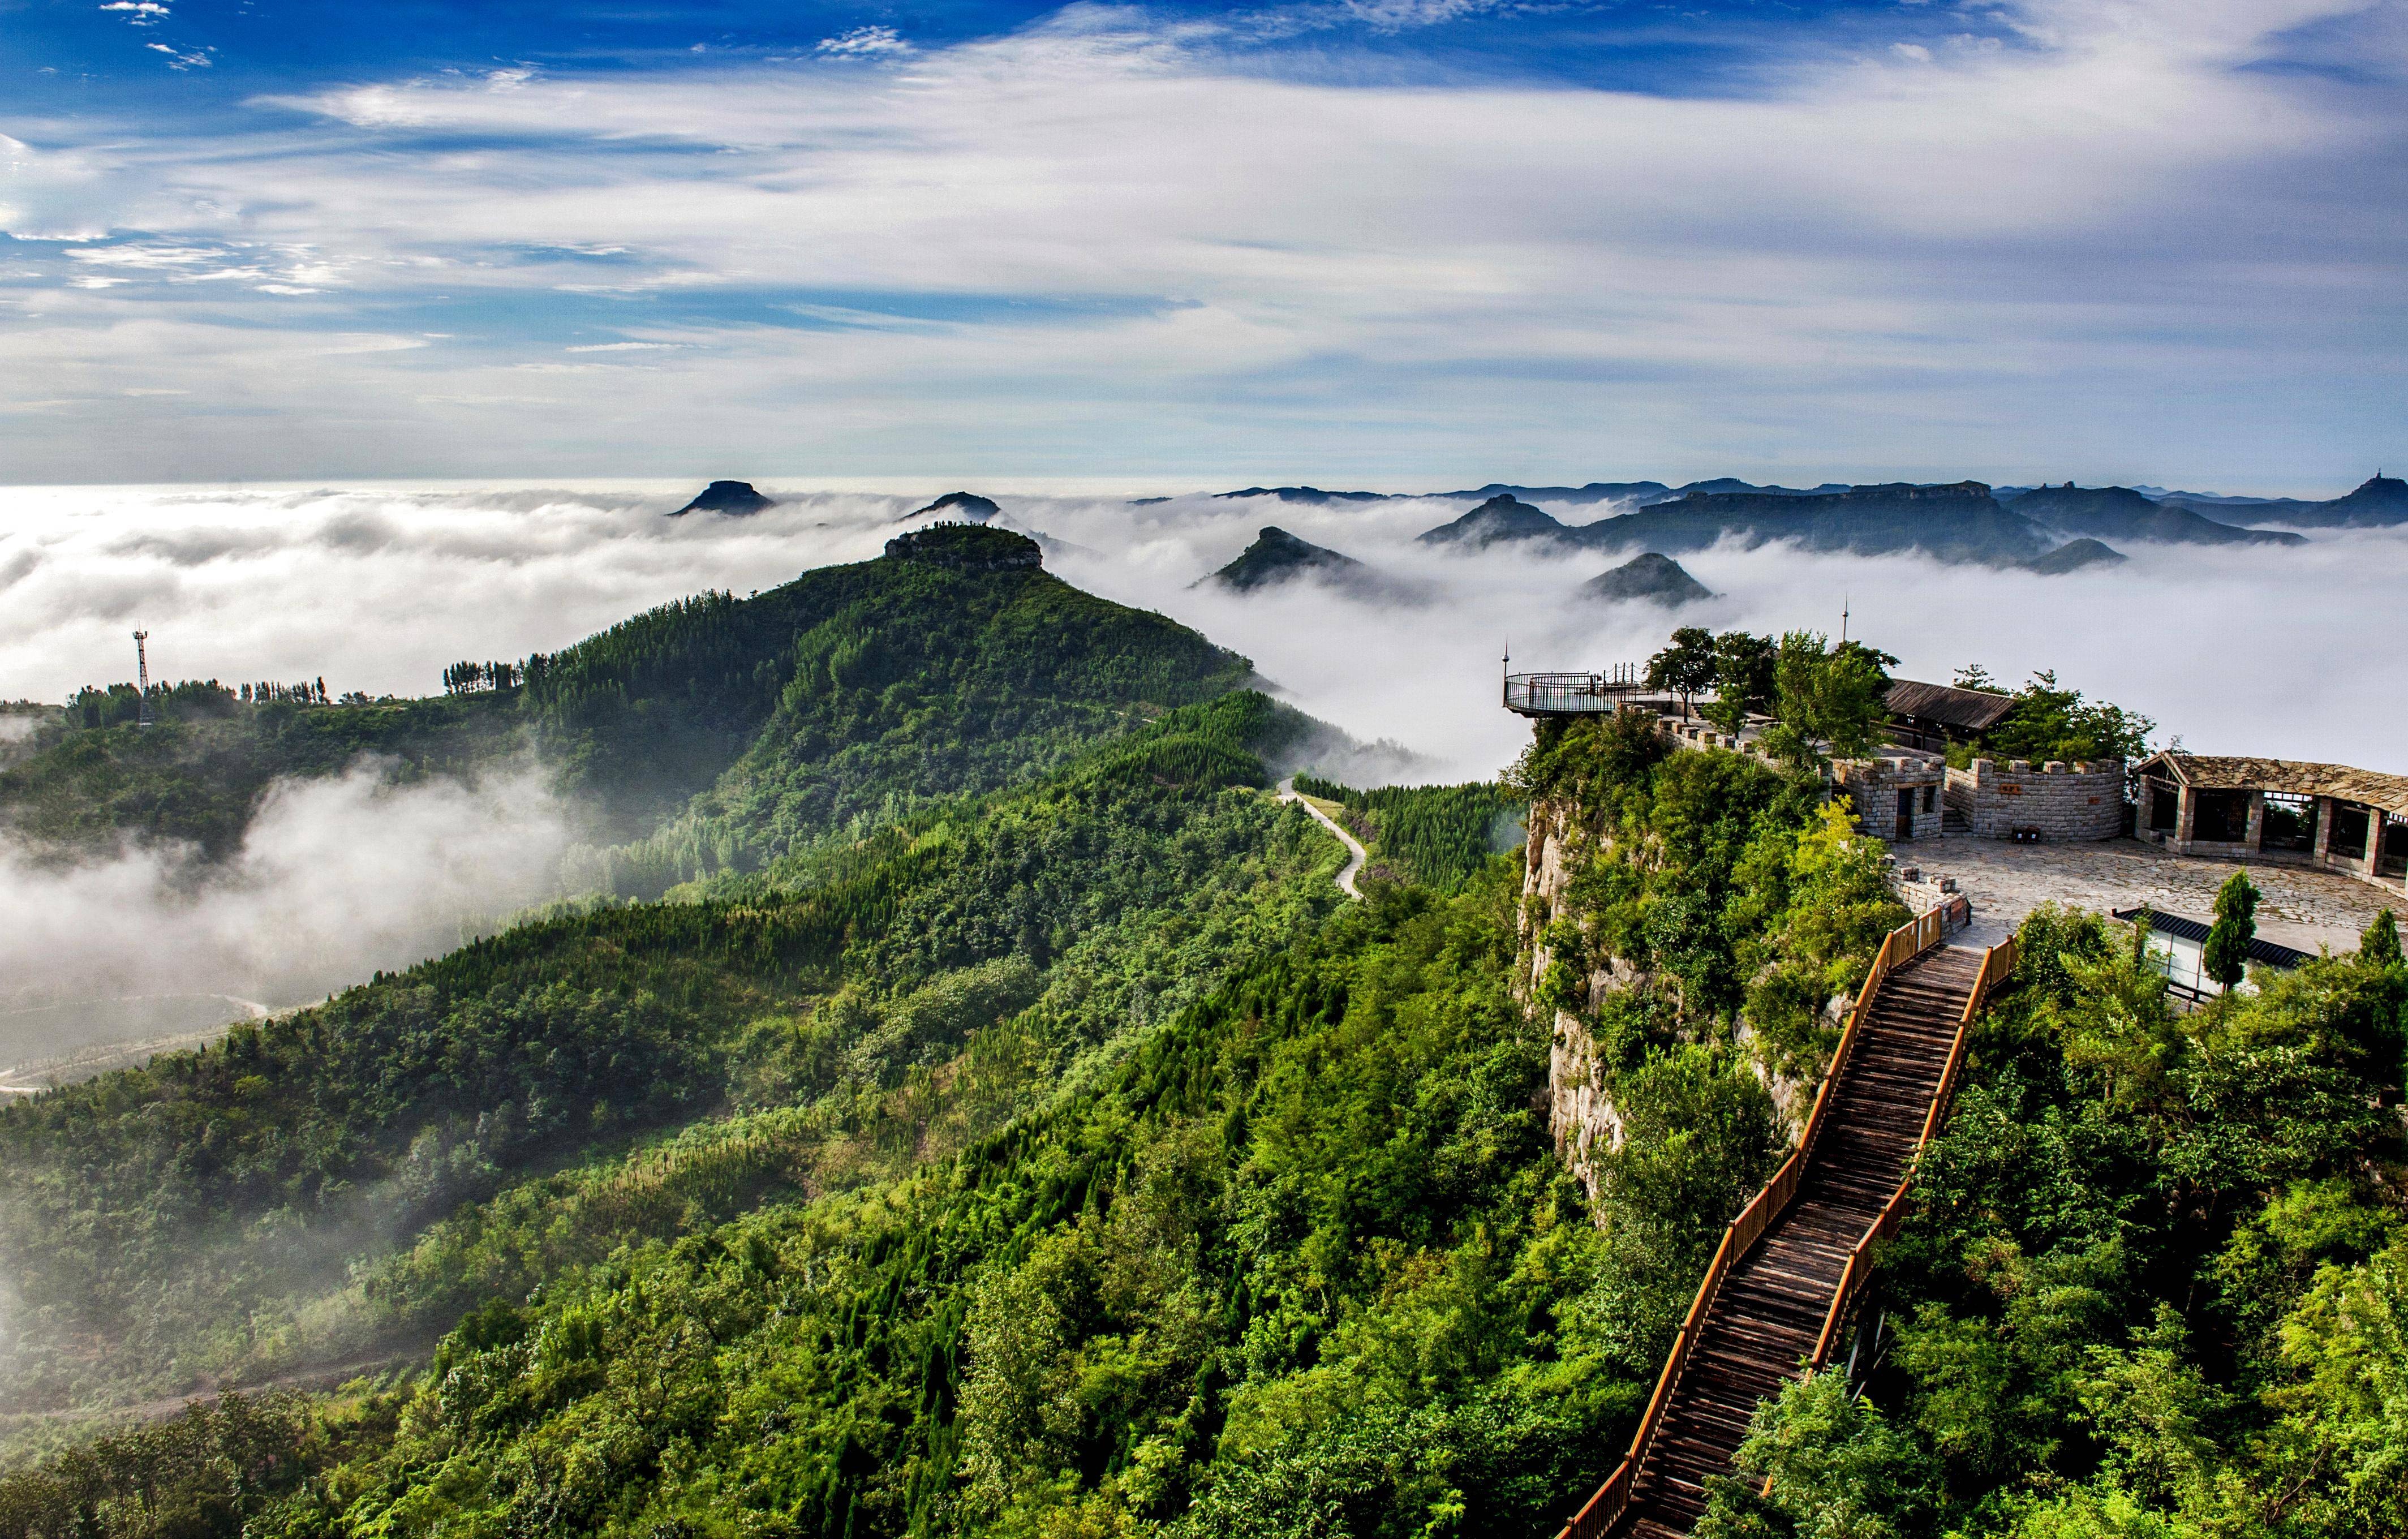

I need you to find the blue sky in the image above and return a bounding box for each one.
[3,0,2403,488]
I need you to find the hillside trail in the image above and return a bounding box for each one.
[1276,777,1366,899]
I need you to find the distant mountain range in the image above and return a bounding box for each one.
[2001,484,2305,548]
[1207,474,2405,565]
[1414,483,2067,566]
[2158,472,2408,528]
[1369,474,2402,570]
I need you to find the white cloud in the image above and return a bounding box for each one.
[99,1,169,25]
[1,0,2400,484]
[816,25,913,57]
[143,41,212,68]
[564,341,681,352]
[0,759,575,1066]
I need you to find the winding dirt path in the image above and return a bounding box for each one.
[1277,778,1368,900]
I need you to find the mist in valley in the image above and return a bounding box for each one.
[1,477,2401,1078]
[0,759,574,1080]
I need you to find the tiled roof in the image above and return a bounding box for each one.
[2135,753,2408,819]
[1884,679,2020,732]
[2110,908,2316,969]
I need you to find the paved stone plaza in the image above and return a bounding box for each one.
[1900,836,2408,952]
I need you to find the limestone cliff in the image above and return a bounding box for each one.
[1517,790,1837,1208]
[1517,795,1636,1203]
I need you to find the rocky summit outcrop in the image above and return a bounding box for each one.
[1519,786,1831,1206]
[1416,493,1572,549]
[910,491,1001,522]
[1214,486,1390,504]
[2024,537,2127,575]
[1581,551,1715,607]
[2004,484,2301,547]
[669,480,775,517]
[883,524,1042,573]
[1200,526,1368,592]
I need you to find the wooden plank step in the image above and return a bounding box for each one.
[1616,943,1988,1534]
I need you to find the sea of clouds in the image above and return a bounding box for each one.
[1,479,2402,1068]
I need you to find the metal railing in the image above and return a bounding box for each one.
[1800,931,2016,1376]
[1554,905,1960,1539]
[1505,668,1661,716]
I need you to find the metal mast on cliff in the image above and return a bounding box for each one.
[132,630,155,728]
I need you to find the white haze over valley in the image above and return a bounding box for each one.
[0,761,572,1073]
[1,479,2401,1073]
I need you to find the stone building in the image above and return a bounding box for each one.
[1944,756,2127,841]
[2135,752,2408,894]
[1834,754,1945,841]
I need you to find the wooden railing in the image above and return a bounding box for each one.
[1803,932,2018,1374]
[1553,905,1960,1539]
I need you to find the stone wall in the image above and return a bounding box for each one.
[1944,756,2125,841]
[1835,756,1945,842]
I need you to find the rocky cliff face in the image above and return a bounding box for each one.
[1518,790,1830,1208]
[1518,796,1626,1203]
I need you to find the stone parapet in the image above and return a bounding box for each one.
[1834,755,1945,842]
[1944,756,2125,841]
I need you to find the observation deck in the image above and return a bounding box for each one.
[1503,663,1666,718]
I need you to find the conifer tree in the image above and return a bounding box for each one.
[2201,870,2259,991]
[2365,906,2403,969]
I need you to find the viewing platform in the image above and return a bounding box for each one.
[1503,664,1669,717]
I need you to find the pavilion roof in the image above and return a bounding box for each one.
[2135,752,2408,819]
[1884,679,2020,733]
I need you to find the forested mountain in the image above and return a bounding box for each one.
[5,558,2404,1539]
[0,692,1345,1425]
[0,687,522,860]
[0,527,1253,875]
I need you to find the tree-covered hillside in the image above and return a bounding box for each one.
[0,693,1332,1425]
[0,687,522,860]
[1700,906,2408,1538]
[8,619,2405,1539]
[0,528,1254,875]
[1289,773,1523,893]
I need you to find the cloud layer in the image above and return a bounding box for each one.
[0,759,574,1070]
[3,475,2402,1065]
[1,0,2401,484]
[5,478,2402,781]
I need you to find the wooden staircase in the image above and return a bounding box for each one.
[1557,908,2015,1539]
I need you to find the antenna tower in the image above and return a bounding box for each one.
[132,630,154,728]
[1840,594,1850,646]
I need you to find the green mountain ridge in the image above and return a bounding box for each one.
[4,546,2404,1539]
[0,527,1255,887]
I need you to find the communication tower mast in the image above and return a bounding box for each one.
[132,630,154,728]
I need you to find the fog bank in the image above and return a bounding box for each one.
[3,480,2401,792]
[0,760,573,1075]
